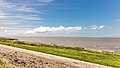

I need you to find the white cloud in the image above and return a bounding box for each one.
[90,25,105,30]
[25,26,82,34]
[0,26,33,36]
[0,11,6,16]
[15,6,42,13]
[0,0,54,36]
[0,0,52,25]
[98,25,105,29]
[0,24,112,36]
[0,27,8,29]
[1,22,18,25]
[37,0,53,2]
[0,15,43,21]
[90,25,98,30]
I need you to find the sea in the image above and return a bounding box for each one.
[13,36,120,51]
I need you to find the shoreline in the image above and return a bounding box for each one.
[2,36,120,51]
[14,36,120,51]
[0,37,120,67]
[15,37,120,52]
[3,37,118,52]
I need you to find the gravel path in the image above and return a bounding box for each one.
[0,44,111,68]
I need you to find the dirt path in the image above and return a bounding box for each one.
[0,44,111,68]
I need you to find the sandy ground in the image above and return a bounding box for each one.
[0,44,111,68]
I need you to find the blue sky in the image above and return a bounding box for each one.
[0,0,120,37]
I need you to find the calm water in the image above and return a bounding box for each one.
[16,37,120,51]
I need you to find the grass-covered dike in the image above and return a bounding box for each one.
[0,37,120,67]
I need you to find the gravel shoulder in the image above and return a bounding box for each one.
[0,44,111,68]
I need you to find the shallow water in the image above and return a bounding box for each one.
[16,37,120,51]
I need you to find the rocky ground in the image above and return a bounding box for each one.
[0,45,111,68]
[0,48,78,68]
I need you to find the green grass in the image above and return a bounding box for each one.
[0,37,120,67]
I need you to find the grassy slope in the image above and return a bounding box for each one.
[0,37,120,67]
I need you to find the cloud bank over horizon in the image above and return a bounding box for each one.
[90,25,105,30]
[25,26,82,34]
[24,25,110,35]
[0,24,110,37]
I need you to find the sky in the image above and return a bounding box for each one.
[0,0,120,37]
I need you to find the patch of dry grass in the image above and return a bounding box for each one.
[0,59,12,68]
